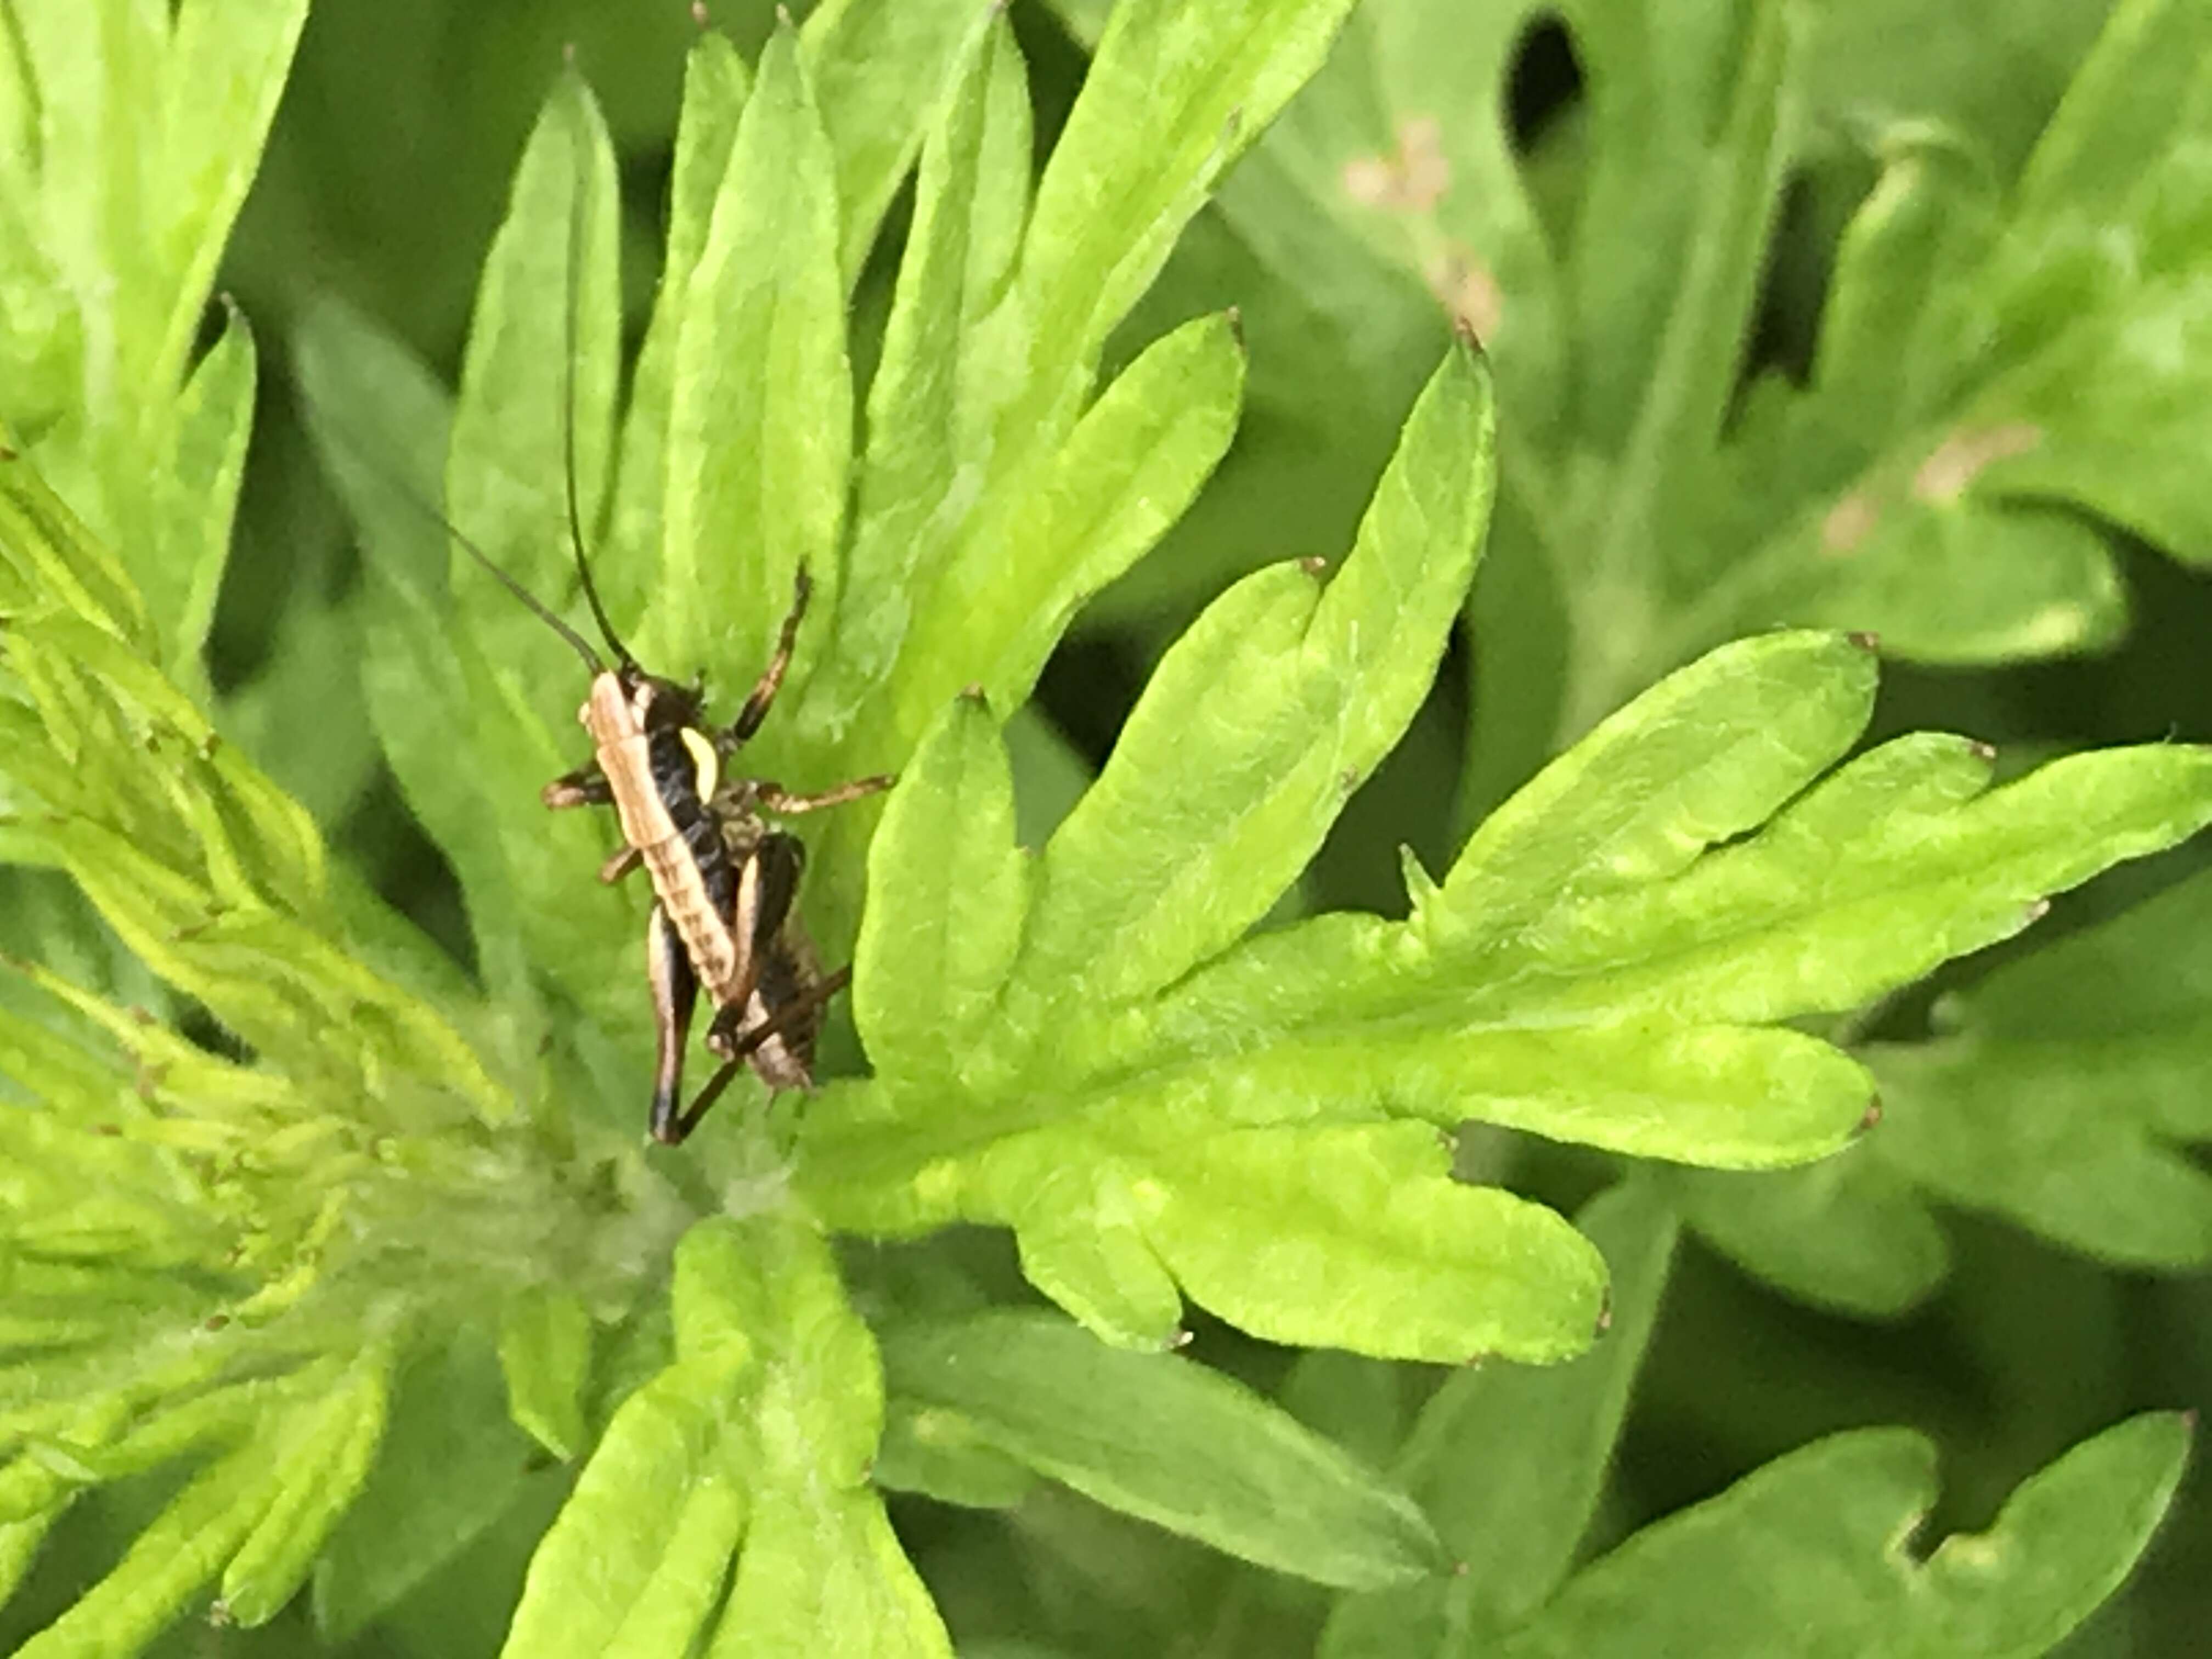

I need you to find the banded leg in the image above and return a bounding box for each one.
[663,966,852,1144]
[755,775,894,816]
[542,760,613,810]
[723,567,810,747]
[645,904,701,1144]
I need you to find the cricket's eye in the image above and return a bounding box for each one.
[679,726,720,803]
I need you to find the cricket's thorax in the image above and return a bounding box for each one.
[580,673,747,1001]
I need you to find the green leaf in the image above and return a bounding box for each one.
[854,691,1029,1085]
[145,305,253,681]
[816,590,2212,1370]
[918,309,1248,737]
[3,0,302,668]
[1867,864,2212,1267]
[501,1217,949,1659]
[496,1344,752,1659]
[1001,331,1483,1013]
[883,1309,1442,1589]
[822,10,1032,723]
[872,1396,1039,1511]
[803,0,1356,761]
[707,1484,949,1659]
[1131,0,2212,787]
[801,0,991,284]
[808,343,1610,1365]
[661,21,851,691]
[14,1437,277,1658]
[1321,1181,1678,1654]
[1668,1148,1952,1318]
[1799,0,2114,178]
[0,1510,60,1610]
[313,1336,537,1644]
[603,29,750,620]
[1,438,504,1119]
[889,1309,1442,1601]
[150,0,307,390]
[217,1351,392,1627]
[1496,1414,2190,1658]
[500,1288,595,1462]
[1013,0,1356,424]
[0,440,148,646]
[301,294,631,1051]
[445,73,619,647]
[1660,759,2212,1310]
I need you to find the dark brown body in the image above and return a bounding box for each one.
[543,572,888,1142]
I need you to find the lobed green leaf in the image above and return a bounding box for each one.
[662,22,851,694]
[822,10,1032,726]
[1003,334,1483,1013]
[1495,1414,2191,1658]
[800,0,990,284]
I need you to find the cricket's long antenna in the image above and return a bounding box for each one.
[453,508,610,674]
[560,60,637,673]
[308,390,608,675]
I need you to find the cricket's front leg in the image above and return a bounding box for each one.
[723,566,811,748]
[645,904,702,1145]
[541,758,613,810]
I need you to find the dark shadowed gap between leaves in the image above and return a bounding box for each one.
[1505,13,1584,154]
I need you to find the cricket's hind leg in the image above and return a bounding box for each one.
[666,966,852,1145]
[645,904,702,1145]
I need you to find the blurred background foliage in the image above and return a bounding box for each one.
[36,0,2208,1651]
